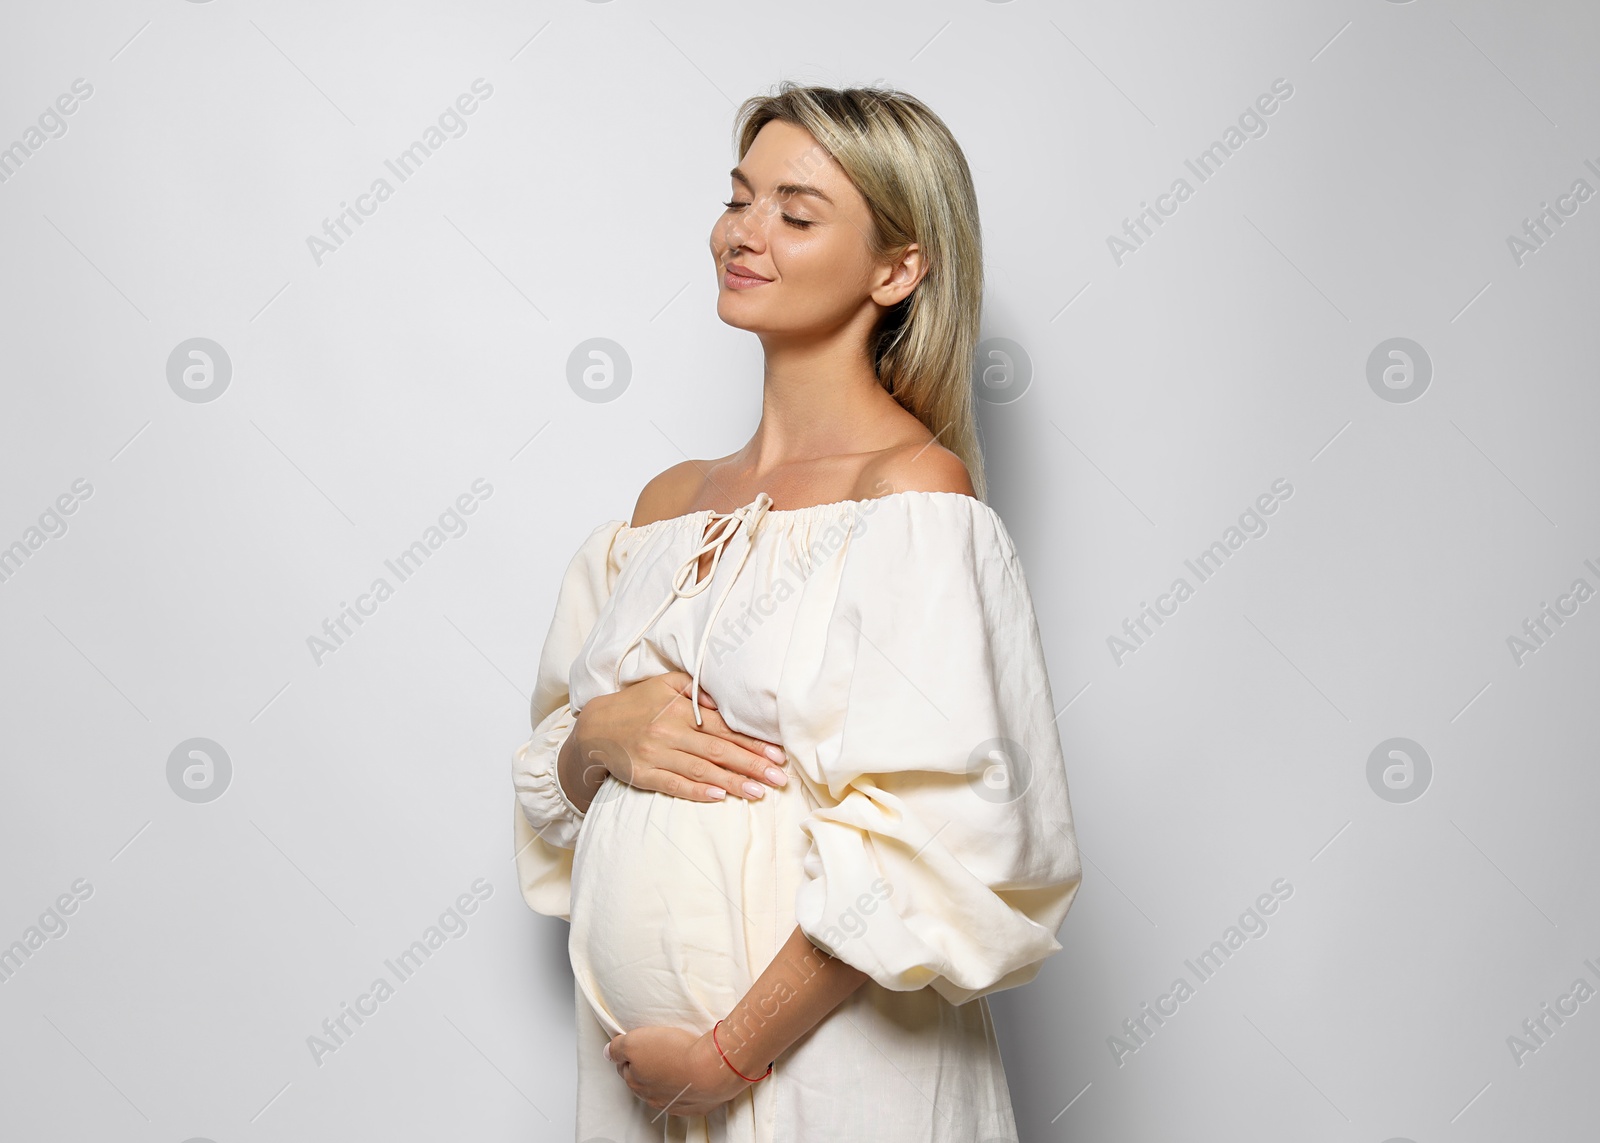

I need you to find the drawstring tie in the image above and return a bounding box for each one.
[613,492,773,725]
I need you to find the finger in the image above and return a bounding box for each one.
[647,710,787,792]
[686,706,787,767]
[683,728,789,789]
[669,750,772,801]
[642,745,767,800]
[632,764,735,803]
[605,1033,625,1064]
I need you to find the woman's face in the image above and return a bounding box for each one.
[710,119,918,339]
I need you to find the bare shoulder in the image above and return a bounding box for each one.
[854,439,977,502]
[628,459,727,528]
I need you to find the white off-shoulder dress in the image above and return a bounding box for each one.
[512,489,1082,1143]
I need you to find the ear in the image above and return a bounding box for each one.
[871,242,926,308]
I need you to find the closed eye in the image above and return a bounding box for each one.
[721,200,815,229]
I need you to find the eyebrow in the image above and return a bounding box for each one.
[729,167,834,206]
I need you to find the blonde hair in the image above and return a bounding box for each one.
[732,82,988,501]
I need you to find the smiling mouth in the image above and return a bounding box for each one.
[724,265,772,287]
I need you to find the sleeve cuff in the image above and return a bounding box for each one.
[512,702,586,851]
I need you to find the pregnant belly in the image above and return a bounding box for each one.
[568,776,806,1038]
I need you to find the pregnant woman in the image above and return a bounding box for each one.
[513,83,1082,1142]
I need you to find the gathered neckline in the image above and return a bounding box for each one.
[614,487,994,536]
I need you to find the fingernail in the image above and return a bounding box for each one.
[764,745,785,763]
[742,781,766,799]
[765,767,787,786]
[707,786,726,799]
[602,1043,612,1062]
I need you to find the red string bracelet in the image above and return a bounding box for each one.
[712,1019,773,1082]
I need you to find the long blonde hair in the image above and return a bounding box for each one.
[732,82,988,501]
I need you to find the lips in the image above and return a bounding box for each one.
[725,263,771,283]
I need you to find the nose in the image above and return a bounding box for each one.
[721,197,778,254]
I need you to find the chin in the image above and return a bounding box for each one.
[715,297,765,331]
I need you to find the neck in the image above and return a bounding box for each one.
[740,331,899,473]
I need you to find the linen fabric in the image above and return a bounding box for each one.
[512,489,1081,1143]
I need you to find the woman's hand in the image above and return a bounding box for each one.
[560,671,789,811]
[603,1024,751,1117]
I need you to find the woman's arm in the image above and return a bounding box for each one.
[605,925,868,1115]
[554,710,608,814]
[713,924,869,1074]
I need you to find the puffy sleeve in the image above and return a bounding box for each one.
[776,495,1082,1005]
[512,518,628,920]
